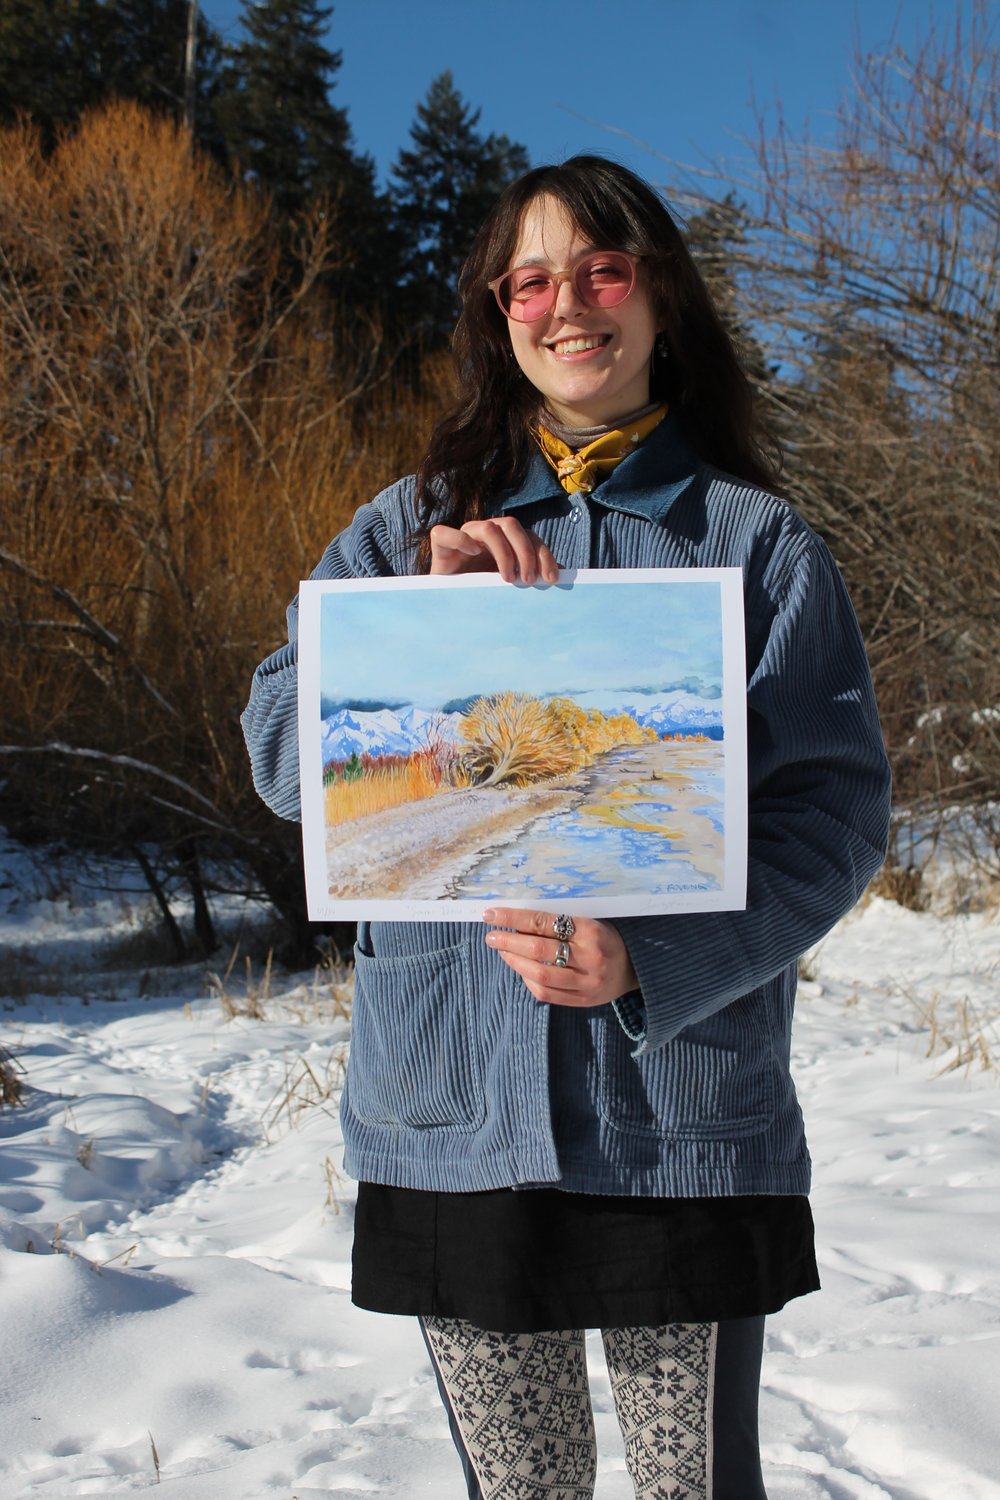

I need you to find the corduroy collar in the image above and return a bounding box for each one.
[497,408,700,524]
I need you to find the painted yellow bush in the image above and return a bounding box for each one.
[460,693,656,788]
[460,693,577,787]
[592,712,658,754]
[545,696,592,756]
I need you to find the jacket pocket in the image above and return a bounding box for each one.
[348,941,484,1132]
[597,993,775,1140]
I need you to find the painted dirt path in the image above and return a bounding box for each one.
[323,778,583,900]
[324,739,724,904]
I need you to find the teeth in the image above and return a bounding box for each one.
[554,336,606,353]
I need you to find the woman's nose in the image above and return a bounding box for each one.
[552,273,586,319]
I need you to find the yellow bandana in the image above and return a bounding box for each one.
[534,405,667,494]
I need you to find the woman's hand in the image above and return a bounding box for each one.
[483,907,638,1009]
[429,517,559,585]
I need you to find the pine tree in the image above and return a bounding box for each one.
[215,1,399,320]
[0,0,104,139]
[0,0,224,152]
[109,0,226,157]
[390,71,529,343]
[218,0,358,218]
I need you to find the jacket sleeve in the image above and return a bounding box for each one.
[240,481,416,822]
[611,520,892,1055]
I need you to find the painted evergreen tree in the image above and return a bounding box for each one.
[390,71,529,342]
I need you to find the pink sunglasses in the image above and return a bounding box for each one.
[488,250,639,323]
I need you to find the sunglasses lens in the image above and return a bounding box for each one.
[498,268,556,323]
[576,252,635,307]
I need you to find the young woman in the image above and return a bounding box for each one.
[242,157,891,1500]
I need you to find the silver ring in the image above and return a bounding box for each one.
[553,941,570,968]
[553,913,575,941]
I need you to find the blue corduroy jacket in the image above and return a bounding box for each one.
[242,416,891,1196]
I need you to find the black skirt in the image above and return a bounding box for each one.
[351,1184,819,1333]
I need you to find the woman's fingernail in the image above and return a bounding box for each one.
[485,932,498,946]
[482,909,496,921]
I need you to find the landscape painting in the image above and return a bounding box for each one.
[297,568,747,921]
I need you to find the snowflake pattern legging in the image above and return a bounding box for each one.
[420,1315,768,1500]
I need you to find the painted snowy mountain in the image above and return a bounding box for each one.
[321,705,464,763]
[565,688,724,738]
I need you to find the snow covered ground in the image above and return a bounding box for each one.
[1,837,999,1498]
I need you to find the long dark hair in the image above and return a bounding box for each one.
[415,155,780,556]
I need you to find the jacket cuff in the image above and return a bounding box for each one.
[612,989,647,1047]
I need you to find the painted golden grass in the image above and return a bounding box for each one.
[324,746,469,826]
[322,693,659,825]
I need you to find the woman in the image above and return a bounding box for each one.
[242,157,891,1500]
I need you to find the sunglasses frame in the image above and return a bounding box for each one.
[488,250,640,323]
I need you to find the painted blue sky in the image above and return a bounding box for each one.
[319,578,723,707]
[201,2,977,197]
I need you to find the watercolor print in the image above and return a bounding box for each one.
[297,568,747,921]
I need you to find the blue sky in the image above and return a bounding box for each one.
[319,578,723,707]
[200,1,976,195]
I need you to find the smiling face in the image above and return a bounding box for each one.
[504,195,659,428]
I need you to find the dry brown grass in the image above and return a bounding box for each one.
[264,1048,348,1137]
[207,943,354,1024]
[0,1043,25,1107]
[323,1153,347,1214]
[207,946,273,1020]
[148,1431,161,1485]
[869,862,929,912]
[284,950,354,1023]
[916,992,998,1078]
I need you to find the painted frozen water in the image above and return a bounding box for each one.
[451,743,725,901]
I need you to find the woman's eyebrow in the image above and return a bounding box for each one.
[508,246,601,271]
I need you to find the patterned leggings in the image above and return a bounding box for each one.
[420,1316,767,1500]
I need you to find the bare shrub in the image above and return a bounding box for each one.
[667,4,1000,871]
[869,863,929,913]
[0,102,444,954]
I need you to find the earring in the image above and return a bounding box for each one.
[650,333,670,381]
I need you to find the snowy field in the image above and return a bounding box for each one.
[1,836,999,1499]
